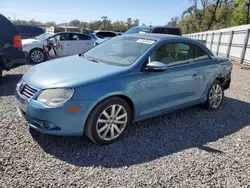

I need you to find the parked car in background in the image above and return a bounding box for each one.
[22,32,95,63]
[15,34,232,145]
[94,30,118,45]
[0,14,28,78]
[124,26,182,36]
[15,25,45,39]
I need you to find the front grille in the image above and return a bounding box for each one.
[20,83,38,99]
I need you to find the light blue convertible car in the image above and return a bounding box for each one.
[15,34,232,145]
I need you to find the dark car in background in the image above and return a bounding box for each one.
[124,26,182,36]
[15,25,45,39]
[0,14,28,77]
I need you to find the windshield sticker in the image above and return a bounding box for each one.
[139,31,146,34]
[136,39,155,45]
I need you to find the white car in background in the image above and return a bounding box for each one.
[22,32,95,63]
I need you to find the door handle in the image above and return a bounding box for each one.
[67,44,70,46]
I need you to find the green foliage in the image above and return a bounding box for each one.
[231,0,249,26]
[177,0,250,34]
[10,17,140,32]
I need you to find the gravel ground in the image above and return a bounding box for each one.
[0,63,250,188]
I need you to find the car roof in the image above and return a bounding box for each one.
[55,31,90,35]
[132,26,181,29]
[122,33,184,40]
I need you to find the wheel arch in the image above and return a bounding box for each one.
[84,93,136,130]
[29,47,44,55]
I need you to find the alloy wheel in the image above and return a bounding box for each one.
[96,104,128,141]
[209,84,223,108]
[30,50,44,63]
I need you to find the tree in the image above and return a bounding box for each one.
[126,18,133,28]
[231,0,249,26]
[69,20,80,26]
[167,16,179,27]
[133,19,139,26]
[45,21,56,27]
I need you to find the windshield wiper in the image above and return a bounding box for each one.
[80,54,99,63]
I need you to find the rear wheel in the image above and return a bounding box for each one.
[85,97,131,145]
[203,80,224,110]
[29,48,45,63]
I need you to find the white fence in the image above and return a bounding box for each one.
[184,24,250,65]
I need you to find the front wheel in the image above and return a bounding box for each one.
[85,97,131,145]
[203,80,224,110]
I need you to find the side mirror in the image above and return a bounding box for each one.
[145,61,168,72]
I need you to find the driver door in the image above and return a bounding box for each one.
[135,42,203,117]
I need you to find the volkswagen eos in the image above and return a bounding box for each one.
[15,34,232,145]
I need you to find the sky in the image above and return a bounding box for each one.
[0,0,191,25]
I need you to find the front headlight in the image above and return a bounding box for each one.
[37,88,74,107]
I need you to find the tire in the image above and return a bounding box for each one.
[85,97,132,145]
[29,48,45,64]
[203,79,224,110]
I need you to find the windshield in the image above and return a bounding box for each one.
[124,27,153,34]
[84,36,156,66]
[35,32,54,40]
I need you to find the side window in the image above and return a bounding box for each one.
[152,28,166,34]
[148,42,211,66]
[58,33,70,41]
[72,34,91,40]
[148,43,194,66]
[192,45,211,61]
[78,34,91,40]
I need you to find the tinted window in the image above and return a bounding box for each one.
[96,32,117,38]
[124,27,153,34]
[148,42,210,66]
[72,34,91,40]
[152,28,166,34]
[15,25,44,39]
[193,45,211,61]
[58,33,70,41]
[166,28,181,35]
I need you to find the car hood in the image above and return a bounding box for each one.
[22,55,130,89]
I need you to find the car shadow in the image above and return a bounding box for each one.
[30,97,250,168]
[0,74,22,97]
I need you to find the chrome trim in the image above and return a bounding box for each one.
[16,81,40,102]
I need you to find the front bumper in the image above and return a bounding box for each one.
[15,90,96,136]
